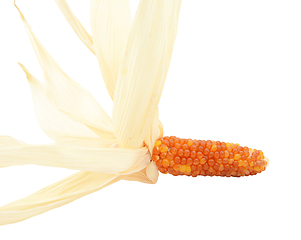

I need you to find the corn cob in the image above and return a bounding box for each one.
[152,136,268,177]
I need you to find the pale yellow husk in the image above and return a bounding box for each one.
[112,0,181,148]
[17,7,114,138]
[19,63,114,146]
[0,0,181,225]
[55,0,95,54]
[0,172,120,225]
[91,0,132,99]
[0,143,150,174]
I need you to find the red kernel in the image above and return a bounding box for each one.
[222,158,229,164]
[193,159,200,165]
[162,159,169,168]
[203,163,209,171]
[190,151,197,158]
[166,152,174,160]
[182,144,189,150]
[187,158,193,165]
[184,150,190,158]
[175,143,181,149]
[160,152,167,159]
[208,159,215,166]
[173,164,181,171]
[174,156,181,164]
[200,158,207,165]
[156,160,163,168]
[178,149,184,157]
[152,155,160,162]
[170,147,177,155]
[198,146,204,152]
[214,163,219,171]
[169,160,175,167]
[190,145,198,151]
[153,147,160,155]
[204,148,210,155]
[214,151,220,159]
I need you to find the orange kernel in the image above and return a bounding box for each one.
[187,158,193,165]
[208,159,215,166]
[166,152,174,160]
[184,150,190,158]
[175,143,181,149]
[159,144,168,153]
[173,164,181,171]
[174,156,181,164]
[182,144,189,150]
[200,158,207,165]
[197,152,203,160]
[185,165,192,173]
[178,149,184,157]
[219,164,224,171]
[156,160,162,168]
[190,151,197,158]
[190,145,198,151]
[180,165,186,173]
[211,144,218,152]
[162,159,169,168]
[187,140,194,147]
[154,140,162,147]
[153,147,160,155]
[193,159,200,165]
[170,147,177,155]
[152,155,160,162]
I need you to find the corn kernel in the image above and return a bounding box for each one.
[180,165,186,173]
[211,144,217,152]
[224,150,229,158]
[162,159,169,168]
[185,165,192,173]
[154,140,162,147]
[159,144,168,153]
[187,140,194,147]
[200,158,207,165]
[173,164,181,171]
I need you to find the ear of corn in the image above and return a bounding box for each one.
[152,136,268,177]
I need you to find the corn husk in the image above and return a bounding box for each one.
[0,0,182,225]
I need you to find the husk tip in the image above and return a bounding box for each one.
[14,0,25,21]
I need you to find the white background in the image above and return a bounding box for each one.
[0,0,300,239]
